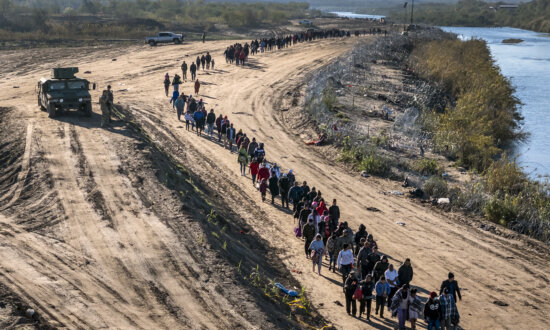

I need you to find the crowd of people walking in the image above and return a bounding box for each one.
[223,28,358,66]
[161,31,461,330]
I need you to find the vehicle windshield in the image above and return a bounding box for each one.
[49,82,66,91]
[67,81,87,89]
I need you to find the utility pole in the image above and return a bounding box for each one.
[411,0,414,25]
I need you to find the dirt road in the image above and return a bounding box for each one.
[1,37,549,329]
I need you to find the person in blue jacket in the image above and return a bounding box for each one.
[375,275,391,318]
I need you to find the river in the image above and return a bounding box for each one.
[440,27,550,178]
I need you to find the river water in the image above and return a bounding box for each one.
[330,11,385,20]
[440,27,550,178]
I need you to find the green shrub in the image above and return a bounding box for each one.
[412,158,441,175]
[485,158,526,195]
[484,194,519,226]
[358,153,391,177]
[422,176,448,198]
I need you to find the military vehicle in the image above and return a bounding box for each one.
[37,67,95,118]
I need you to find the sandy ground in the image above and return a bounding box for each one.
[1,37,550,330]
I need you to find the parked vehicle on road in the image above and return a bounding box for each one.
[145,32,184,46]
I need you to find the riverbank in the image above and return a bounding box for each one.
[299,27,550,244]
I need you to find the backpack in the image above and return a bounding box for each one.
[352,287,363,300]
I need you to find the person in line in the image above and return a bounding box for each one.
[259,178,267,202]
[205,52,211,69]
[215,114,223,141]
[385,264,399,308]
[337,243,354,284]
[172,74,182,92]
[278,173,291,208]
[288,182,303,212]
[226,123,236,152]
[184,111,193,131]
[247,137,258,158]
[440,288,460,330]
[200,54,206,70]
[206,109,216,139]
[373,255,389,282]
[359,274,375,321]
[238,145,249,176]
[163,73,170,96]
[193,108,205,136]
[211,59,215,69]
[375,275,390,318]
[329,199,340,225]
[253,143,265,163]
[181,61,187,80]
[174,94,186,121]
[194,79,201,95]
[424,292,441,330]
[302,219,316,258]
[366,246,380,276]
[190,62,197,80]
[268,171,279,204]
[356,241,371,279]
[309,234,325,275]
[257,163,270,185]
[354,224,368,255]
[390,284,410,330]
[344,272,358,317]
[307,209,321,235]
[398,258,414,287]
[196,56,201,70]
[326,232,337,272]
[249,158,259,185]
[440,272,462,303]
[170,90,180,109]
[408,288,422,330]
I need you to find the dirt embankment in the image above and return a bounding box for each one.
[0,74,326,329]
[1,34,550,330]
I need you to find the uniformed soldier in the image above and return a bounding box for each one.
[99,90,110,127]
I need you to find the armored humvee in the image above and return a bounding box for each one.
[37,67,95,118]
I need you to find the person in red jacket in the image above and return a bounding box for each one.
[316,200,328,218]
[249,158,259,185]
[257,163,270,184]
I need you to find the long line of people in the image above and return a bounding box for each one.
[161,34,461,330]
[223,28,355,65]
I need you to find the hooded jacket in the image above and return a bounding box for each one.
[268,176,279,196]
[398,264,414,286]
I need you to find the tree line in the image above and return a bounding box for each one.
[390,0,550,33]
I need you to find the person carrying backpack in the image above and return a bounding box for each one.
[254,143,265,163]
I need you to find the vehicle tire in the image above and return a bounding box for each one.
[47,105,56,118]
[174,39,181,44]
[149,40,156,47]
[84,103,92,117]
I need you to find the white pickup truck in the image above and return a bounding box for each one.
[145,32,184,46]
